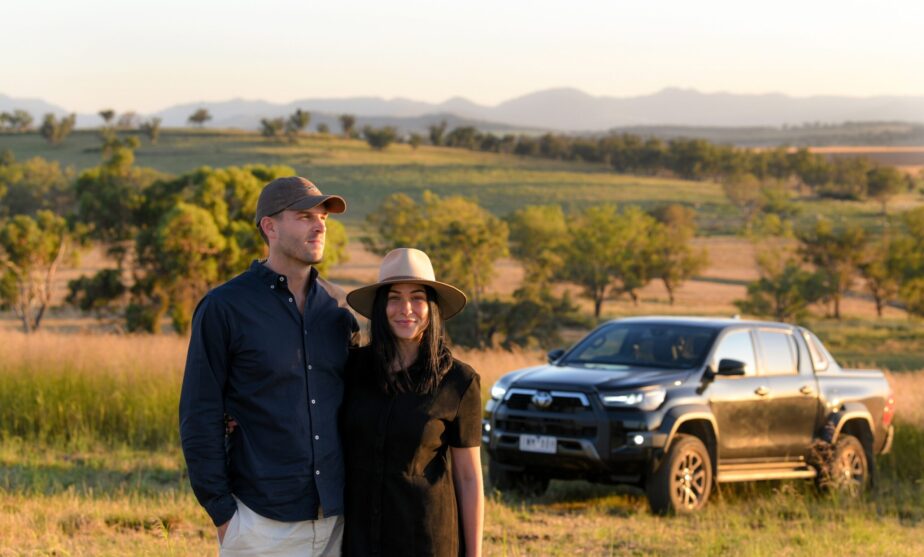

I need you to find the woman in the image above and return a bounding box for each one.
[342,247,484,557]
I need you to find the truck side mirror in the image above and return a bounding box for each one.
[547,348,565,364]
[717,358,747,376]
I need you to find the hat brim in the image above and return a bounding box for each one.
[347,279,467,320]
[288,194,346,214]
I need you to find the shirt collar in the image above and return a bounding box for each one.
[249,259,319,291]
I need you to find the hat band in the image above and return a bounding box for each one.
[379,274,435,282]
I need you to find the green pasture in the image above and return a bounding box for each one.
[1,130,919,234]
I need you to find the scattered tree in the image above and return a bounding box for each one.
[98,109,116,126]
[428,120,448,146]
[0,211,72,332]
[187,108,212,127]
[140,117,162,144]
[339,114,356,137]
[797,218,866,319]
[38,113,76,145]
[260,117,285,140]
[648,204,708,304]
[363,126,397,150]
[285,109,311,141]
[408,133,423,150]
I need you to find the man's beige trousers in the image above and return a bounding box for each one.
[219,497,343,557]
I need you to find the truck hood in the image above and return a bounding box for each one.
[508,363,691,392]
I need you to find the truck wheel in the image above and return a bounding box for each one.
[646,434,713,514]
[826,434,869,496]
[488,458,550,497]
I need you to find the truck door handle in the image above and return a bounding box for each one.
[800,385,814,396]
[754,386,769,397]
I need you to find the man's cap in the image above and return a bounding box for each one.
[255,176,346,225]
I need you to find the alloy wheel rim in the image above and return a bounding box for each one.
[672,450,707,509]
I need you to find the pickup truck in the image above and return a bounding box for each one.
[483,316,895,513]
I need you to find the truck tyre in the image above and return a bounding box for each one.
[825,433,869,496]
[646,434,713,514]
[488,458,550,497]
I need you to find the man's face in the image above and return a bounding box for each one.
[265,206,328,265]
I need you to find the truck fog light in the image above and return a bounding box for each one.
[633,435,645,446]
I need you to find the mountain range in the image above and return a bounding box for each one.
[3,88,924,133]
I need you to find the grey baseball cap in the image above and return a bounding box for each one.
[254,176,346,225]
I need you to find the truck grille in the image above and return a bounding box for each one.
[496,416,597,438]
[505,390,589,413]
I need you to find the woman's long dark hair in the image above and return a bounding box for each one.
[370,284,453,395]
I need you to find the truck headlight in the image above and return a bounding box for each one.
[599,388,666,411]
[490,384,508,400]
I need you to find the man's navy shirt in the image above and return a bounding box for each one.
[180,260,359,526]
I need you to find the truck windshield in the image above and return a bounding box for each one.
[563,323,718,370]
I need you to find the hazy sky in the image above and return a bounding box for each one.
[3,0,922,113]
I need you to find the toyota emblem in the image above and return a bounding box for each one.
[532,391,553,409]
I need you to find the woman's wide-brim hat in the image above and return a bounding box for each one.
[346,248,467,320]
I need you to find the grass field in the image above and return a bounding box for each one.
[1,130,921,235]
[2,130,924,554]
[1,331,923,556]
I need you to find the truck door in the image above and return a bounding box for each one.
[754,329,818,460]
[706,328,774,460]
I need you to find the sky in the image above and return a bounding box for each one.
[3,0,923,113]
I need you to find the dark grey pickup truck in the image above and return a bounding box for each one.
[483,316,895,513]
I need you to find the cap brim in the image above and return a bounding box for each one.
[288,195,346,214]
[347,279,467,321]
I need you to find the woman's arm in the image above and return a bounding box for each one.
[451,446,484,557]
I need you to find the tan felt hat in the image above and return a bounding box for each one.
[347,248,467,320]
[255,176,346,224]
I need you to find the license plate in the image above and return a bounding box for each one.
[519,435,557,454]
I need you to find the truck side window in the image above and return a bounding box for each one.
[713,330,757,376]
[802,331,830,372]
[757,331,797,375]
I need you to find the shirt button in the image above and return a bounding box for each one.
[308,364,313,370]
[311,399,316,404]
[278,276,285,282]
[314,435,320,440]
[315,470,321,476]
[288,297,294,303]
[270,285,275,289]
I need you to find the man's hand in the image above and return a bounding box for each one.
[217,520,231,544]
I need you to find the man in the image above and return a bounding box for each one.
[180,176,359,556]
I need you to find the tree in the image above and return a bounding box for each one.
[39,113,76,145]
[0,211,71,332]
[363,126,397,150]
[408,133,423,150]
[117,111,139,130]
[721,173,764,227]
[317,122,330,134]
[339,114,356,137]
[260,117,285,140]
[507,204,568,288]
[648,204,708,304]
[797,218,866,319]
[187,108,212,127]
[560,205,620,318]
[893,207,924,316]
[866,165,906,214]
[428,120,448,146]
[364,191,509,346]
[0,110,33,132]
[67,268,127,320]
[734,250,825,322]
[0,156,75,216]
[140,117,162,144]
[286,109,311,141]
[98,109,116,126]
[857,237,901,318]
[445,127,479,150]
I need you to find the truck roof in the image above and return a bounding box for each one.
[605,315,795,331]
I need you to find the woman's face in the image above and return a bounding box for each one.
[386,283,430,343]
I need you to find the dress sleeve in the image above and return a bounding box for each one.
[447,371,482,448]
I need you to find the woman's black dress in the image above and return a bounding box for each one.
[342,346,482,556]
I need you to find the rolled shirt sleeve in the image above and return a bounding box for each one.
[448,373,483,448]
